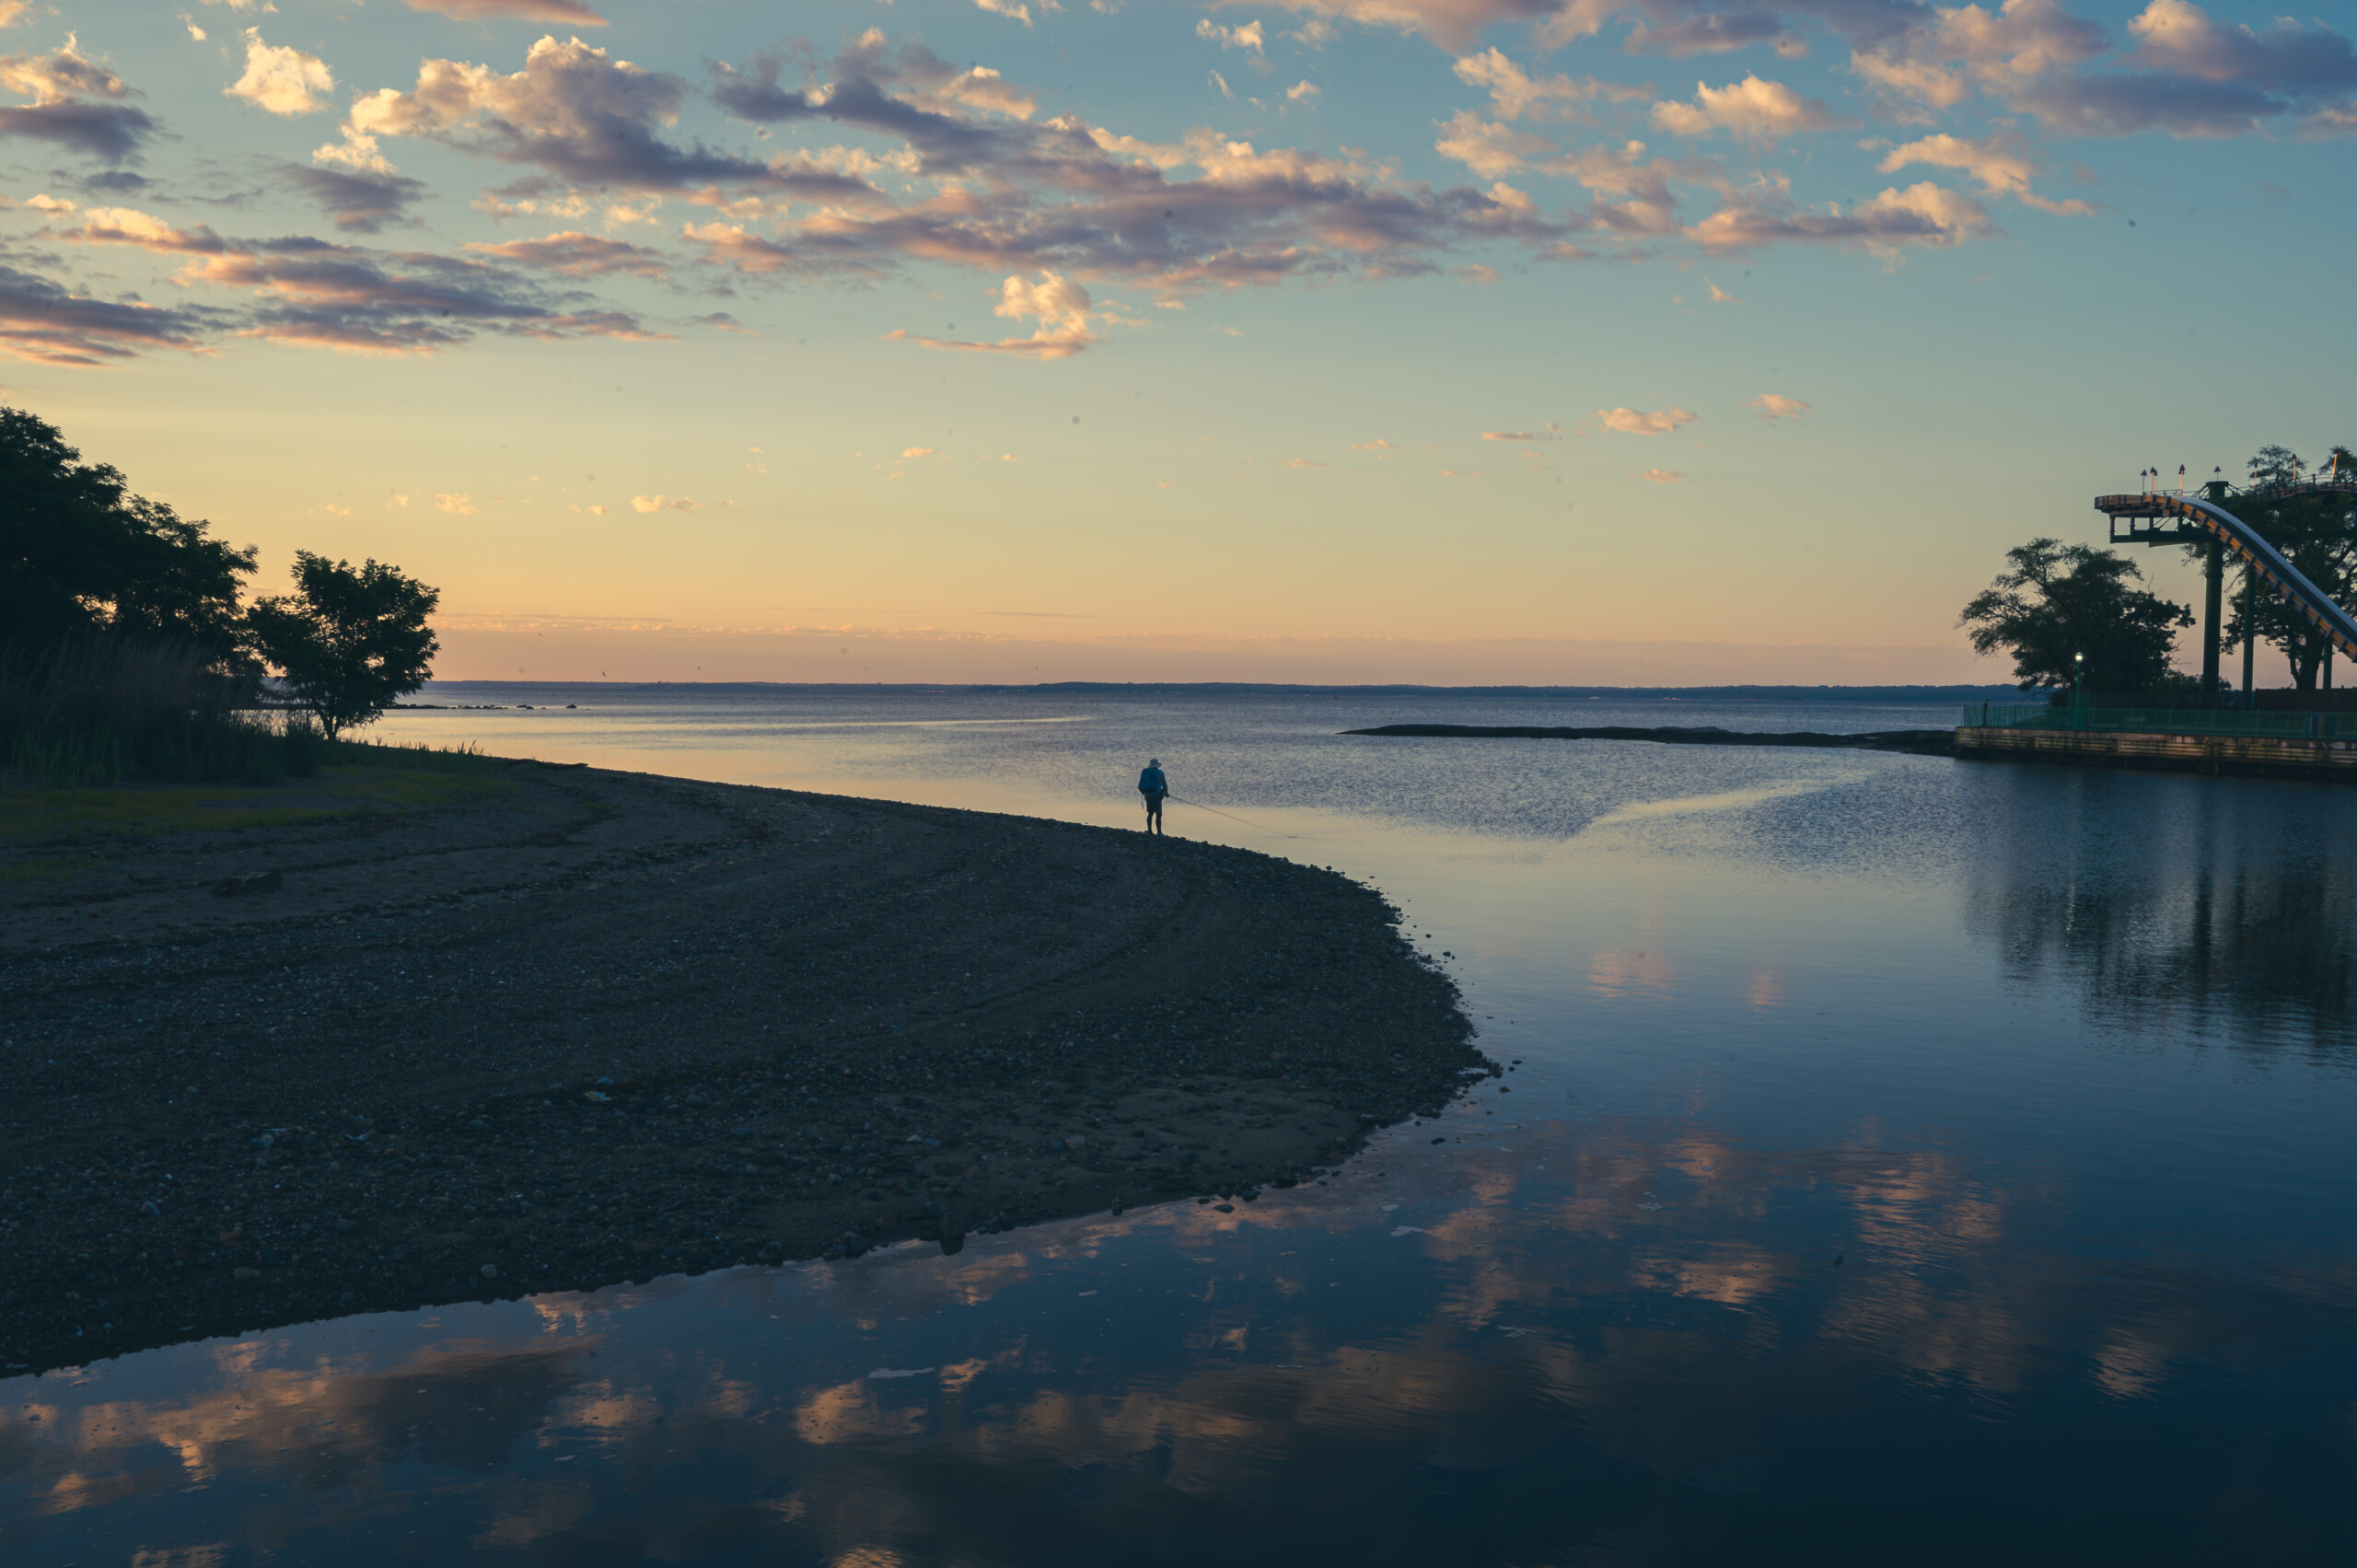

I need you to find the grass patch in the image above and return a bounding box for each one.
[320,736,512,775]
[0,760,523,846]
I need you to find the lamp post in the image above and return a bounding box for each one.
[2074,652,2085,729]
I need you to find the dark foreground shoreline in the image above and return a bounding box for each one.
[1346,723,1956,754]
[0,765,1483,1374]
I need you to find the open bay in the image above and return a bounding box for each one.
[9,686,2356,1566]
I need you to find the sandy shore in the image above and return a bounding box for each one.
[0,761,1484,1373]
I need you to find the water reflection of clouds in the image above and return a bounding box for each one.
[14,1112,2357,1563]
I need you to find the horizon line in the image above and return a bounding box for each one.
[413,679,2030,696]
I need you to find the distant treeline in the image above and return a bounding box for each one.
[417,679,2027,702]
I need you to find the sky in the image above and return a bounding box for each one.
[7,0,2355,682]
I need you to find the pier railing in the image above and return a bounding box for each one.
[1961,703,2357,739]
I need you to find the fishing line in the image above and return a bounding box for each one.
[1165,794,1262,829]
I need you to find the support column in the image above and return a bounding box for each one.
[2242,564,2258,697]
[2201,538,2223,696]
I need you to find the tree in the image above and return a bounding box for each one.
[2208,442,2357,690]
[1960,538,2192,691]
[0,406,257,668]
[245,552,440,738]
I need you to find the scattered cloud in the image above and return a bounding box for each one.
[226,29,332,116]
[974,0,1033,23]
[467,230,669,276]
[1849,0,2354,138]
[0,38,155,162]
[1287,79,1319,100]
[2125,0,2356,89]
[1747,392,1809,420]
[1453,48,1641,122]
[1197,18,1265,52]
[692,33,1573,302]
[62,204,671,354]
[1352,437,1399,450]
[1288,457,1324,467]
[1636,468,1686,483]
[324,35,881,201]
[401,0,609,25]
[1209,68,1235,100]
[1652,75,1852,145]
[1706,278,1737,300]
[1877,131,2096,213]
[387,494,409,508]
[1434,110,1557,178]
[900,446,936,459]
[1690,180,1997,255]
[1223,0,1925,55]
[0,261,208,365]
[435,492,476,514]
[1481,429,1543,441]
[283,165,429,232]
[887,269,1107,358]
[1596,405,1698,435]
[632,494,702,511]
[1439,468,1480,478]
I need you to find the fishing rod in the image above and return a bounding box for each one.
[1165,793,1262,829]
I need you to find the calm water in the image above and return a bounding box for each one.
[9,687,2357,1566]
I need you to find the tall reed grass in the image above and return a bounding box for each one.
[0,638,318,787]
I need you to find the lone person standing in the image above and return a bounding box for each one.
[1138,758,1168,835]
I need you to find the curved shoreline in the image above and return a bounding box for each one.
[0,764,1483,1373]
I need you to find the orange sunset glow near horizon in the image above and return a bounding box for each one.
[13,0,2352,684]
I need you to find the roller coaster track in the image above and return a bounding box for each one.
[2095,480,2357,662]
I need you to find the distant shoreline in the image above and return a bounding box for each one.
[403,680,2022,702]
[1343,724,1957,755]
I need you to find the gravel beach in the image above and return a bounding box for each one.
[0,761,1485,1373]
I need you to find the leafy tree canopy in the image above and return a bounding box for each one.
[0,407,256,668]
[246,552,440,738]
[1960,538,2191,691]
[2209,441,2357,690]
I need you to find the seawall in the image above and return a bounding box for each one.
[1956,725,2357,782]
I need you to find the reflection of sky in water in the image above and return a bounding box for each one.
[11,690,2357,1564]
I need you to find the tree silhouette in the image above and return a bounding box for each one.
[0,407,256,669]
[246,552,440,738]
[1960,538,2190,691]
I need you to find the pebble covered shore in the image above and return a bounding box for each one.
[0,762,1487,1373]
